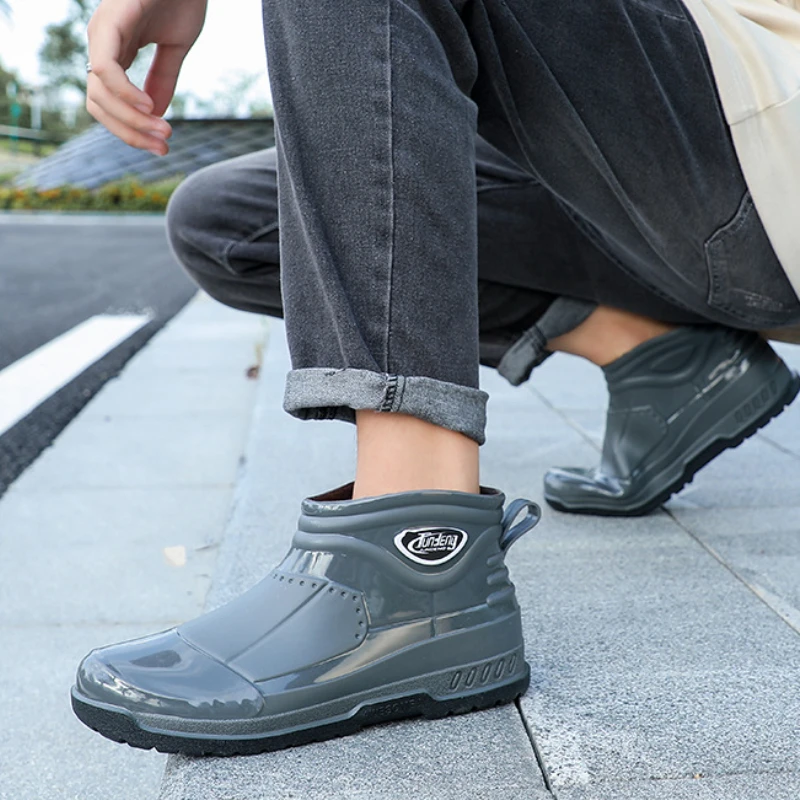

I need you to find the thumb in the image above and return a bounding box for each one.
[144,44,190,117]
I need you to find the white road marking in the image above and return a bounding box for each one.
[0,314,149,436]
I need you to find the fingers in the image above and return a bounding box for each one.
[87,10,170,154]
[87,90,171,155]
[145,44,191,117]
[87,75,172,153]
[87,18,153,110]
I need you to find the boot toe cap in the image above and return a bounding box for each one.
[76,630,264,720]
[544,467,629,507]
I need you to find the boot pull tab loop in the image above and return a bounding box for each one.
[499,499,541,551]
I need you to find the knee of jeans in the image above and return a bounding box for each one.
[166,163,238,278]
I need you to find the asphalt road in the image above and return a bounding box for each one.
[0,216,197,495]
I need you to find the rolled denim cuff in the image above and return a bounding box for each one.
[284,368,489,445]
[498,297,597,386]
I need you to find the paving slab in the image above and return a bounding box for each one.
[482,350,800,794]
[667,505,800,632]
[158,323,550,800]
[527,353,609,411]
[0,294,267,800]
[774,341,800,370]
[0,625,168,800]
[664,434,800,510]
[559,773,800,800]
[0,486,228,626]
[7,412,250,491]
[511,510,800,788]
[160,706,546,800]
[478,338,800,795]
[83,369,260,418]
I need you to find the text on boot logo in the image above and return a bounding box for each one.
[394,527,468,566]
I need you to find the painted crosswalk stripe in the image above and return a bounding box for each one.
[0,314,149,437]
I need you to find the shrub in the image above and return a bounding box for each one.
[0,175,184,212]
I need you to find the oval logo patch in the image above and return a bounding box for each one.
[394,527,469,566]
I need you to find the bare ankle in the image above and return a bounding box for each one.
[548,306,677,367]
[352,411,480,500]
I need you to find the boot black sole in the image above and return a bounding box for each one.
[71,669,530,757]
[546,371,800,518]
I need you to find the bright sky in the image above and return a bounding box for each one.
[0,0,272,104]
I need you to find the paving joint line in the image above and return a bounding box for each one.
[514,698,558,798]
[526,386,602,454]
[665,508,800,636]
[757,431,800,461]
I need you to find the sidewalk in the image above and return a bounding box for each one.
[0,295,267,800]
[2,296,798,799]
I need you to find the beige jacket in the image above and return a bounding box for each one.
[679,0,800,304]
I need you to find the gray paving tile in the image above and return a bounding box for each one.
[0,625,166,800]
[160,707,548,800]
[759,407,800,460]
[512,511,800,787]
[549,408,605,449]
[9,412,250,491]
[482,368,599,506]
[120,339,263,377]
[773,341,800,371]
[154,306,266,339]
[668,505,800,631]
[664,433,800,510]
[0,486,228,625]
[83,368,259,418]
[560,773,800,800]
[201,327,356,606]
[526,353,608,411]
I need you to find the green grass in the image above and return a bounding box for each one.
[0,170,20,186]
[0,139,59,157]
[0,175,184,212]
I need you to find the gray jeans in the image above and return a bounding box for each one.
[167,0,800,444]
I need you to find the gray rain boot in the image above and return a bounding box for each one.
[72,484,539,755]
[544,326,800,516]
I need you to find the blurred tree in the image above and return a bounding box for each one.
[0,60,31,128]
[192,73,265,118]
[0,1,11,20]
[39,0,95,94]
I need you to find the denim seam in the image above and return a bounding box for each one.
[393,375,407,412]
[382,374,400,412]
[384,0,396,374]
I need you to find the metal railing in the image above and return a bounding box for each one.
[0,124,66,155]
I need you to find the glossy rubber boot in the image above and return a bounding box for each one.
[72,484,539,755]
[544,327,800,516]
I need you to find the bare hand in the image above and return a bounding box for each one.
[86,0,208,155]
